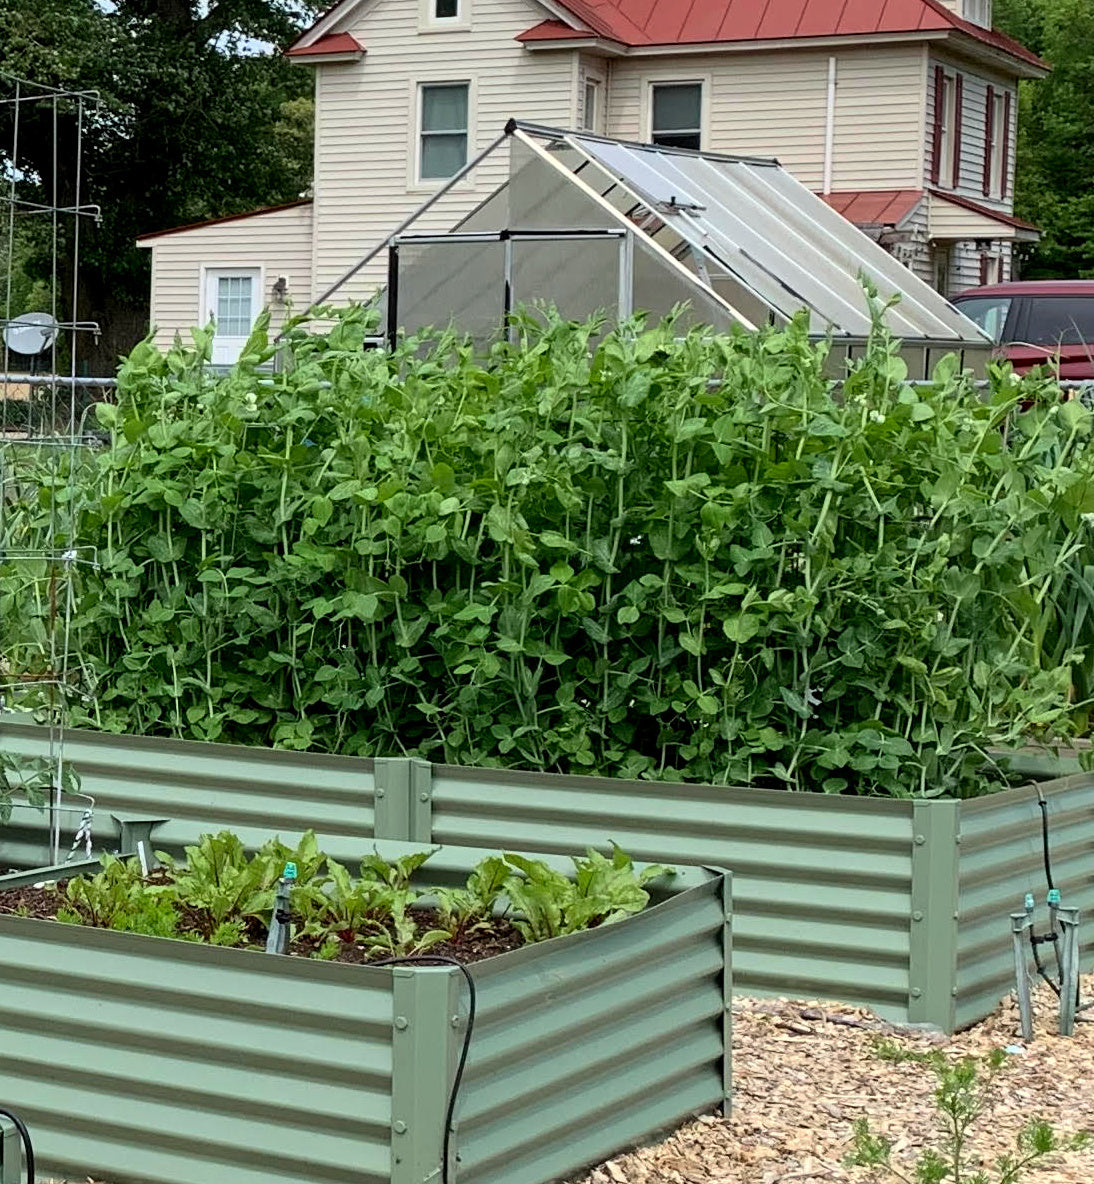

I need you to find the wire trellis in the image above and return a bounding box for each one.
[0,71,102,861]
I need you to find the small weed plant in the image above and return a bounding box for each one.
[847,1039,1089,1184]
[3,295,1093,797]
[40,830,670,959]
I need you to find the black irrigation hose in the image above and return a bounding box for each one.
[1037,789,1056,893]
[1030,787,1063,996]
[0,1104,34,1184]
[372,956,475,1184]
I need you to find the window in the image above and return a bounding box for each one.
[203,267,260,365]
[1023,298,1094,347]
[954,295,1011,343]
[419,83,469,180]
[933,71,960,189]
[582,79,600,132]
[419,0,467,28]
[963,0,991,28]
[983,88,1010,199]
[650,82,702,150]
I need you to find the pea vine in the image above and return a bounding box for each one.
[2,295,1092,798]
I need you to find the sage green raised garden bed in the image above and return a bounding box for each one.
[3,720,1090,1031]
[0,842,730,1184]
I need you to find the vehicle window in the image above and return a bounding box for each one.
[1022,297,1094,347]
[953,296,1011,343]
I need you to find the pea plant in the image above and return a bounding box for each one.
[4,296,1093,797]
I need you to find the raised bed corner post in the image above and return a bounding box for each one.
[390,966,465,1184]
[908,800,961,1032]
[718,868,733,1116]
[0,1115,19,1184]
[374,759,433,843]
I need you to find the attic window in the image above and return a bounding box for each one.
[963,0,991,27]
[435,0,459,18]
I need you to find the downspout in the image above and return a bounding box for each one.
[822,55,837,195]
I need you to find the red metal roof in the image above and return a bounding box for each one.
[285,32,364,57]
[822,189,923,226]
[928,188,1039,231]
[520,0,1047,69]
[517,20,597,42]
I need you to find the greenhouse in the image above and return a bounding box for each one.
[333,121,993,377]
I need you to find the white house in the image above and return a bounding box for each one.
[136,0,1047,361]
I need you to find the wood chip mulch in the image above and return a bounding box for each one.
[572,974,1094,1184]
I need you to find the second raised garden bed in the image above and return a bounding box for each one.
[0,839,730,1184]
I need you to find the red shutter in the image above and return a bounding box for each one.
[1001,91,1012,198]
[952,74,964,189]
[983,85,995,196]
[930,65,945,185]
[979,255,990,285]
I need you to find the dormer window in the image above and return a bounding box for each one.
[963,0,991,27]
[435,0,458,18]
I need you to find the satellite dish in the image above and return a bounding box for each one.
[3,312,59,356]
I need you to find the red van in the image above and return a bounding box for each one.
[951,281,1094,380]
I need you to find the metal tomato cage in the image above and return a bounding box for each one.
[318,120,993,379]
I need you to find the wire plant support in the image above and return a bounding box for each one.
[0,71,102,862]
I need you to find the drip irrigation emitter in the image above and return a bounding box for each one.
[264,861,297,955]
[1009,787,1090,1039]
[0,1104,34,1184]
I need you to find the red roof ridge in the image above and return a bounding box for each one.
[137,199,313,243]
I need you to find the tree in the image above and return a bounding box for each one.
[995,0,1094,278]
[0,0,317,374]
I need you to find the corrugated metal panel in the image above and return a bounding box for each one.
[955,774,1094,1029]
[0,721,376,868]
[456,873,729,1184]
[429,765,915,1020]
[0,917,392,1184]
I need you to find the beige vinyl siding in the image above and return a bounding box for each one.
[312,0,578,303]
[607,46,924,191]
[141,203,313,351]
[831,48,926,190]
[578,54,609,133]
[925,55,1016,210]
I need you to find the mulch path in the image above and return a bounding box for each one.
[572,974,1094,1184]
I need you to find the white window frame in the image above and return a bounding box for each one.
[988,90,1007,199]
[963,0,991,28]
[411,79,473,189]
[642,77,709,151]
[937,73,957,189]
[200,265,263,366]
[418,0,471,32]
[582,77,602,133]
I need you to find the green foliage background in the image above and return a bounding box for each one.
[995,0,1094,278]
[0,0,317,370]
[3,305,1094,798]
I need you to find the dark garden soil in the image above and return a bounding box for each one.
[0,880,525,965]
